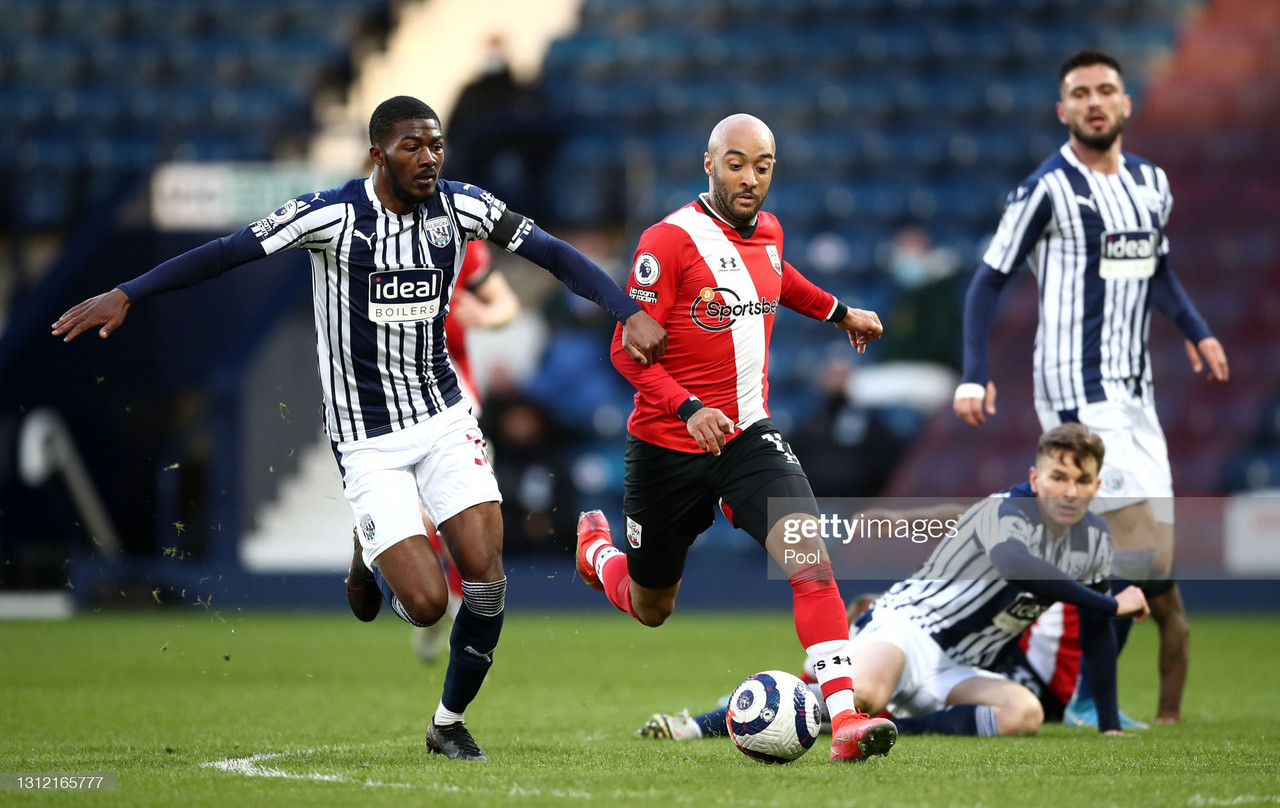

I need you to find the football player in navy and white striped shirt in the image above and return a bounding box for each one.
[953,50,1228,726]
[847,424,1148,737]
[637,425,1148,741]
[53,96,667,762]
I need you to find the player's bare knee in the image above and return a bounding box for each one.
[853,686,890,716]
[634,599,676,627]
[849,671,894,715]
[997,692,1044,736]
[400,588,448,626]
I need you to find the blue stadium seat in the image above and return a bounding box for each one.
[1221,449,1280,492]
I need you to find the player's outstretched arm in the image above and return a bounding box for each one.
[54,229,268,344]
[498,213,667,364]
[834,307,883,354]
[52,288,131,342]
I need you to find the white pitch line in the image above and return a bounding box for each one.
[202,748,413,789]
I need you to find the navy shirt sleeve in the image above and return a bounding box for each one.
[118,228,266,302]
[499,215,641,323]
[1078,601,1121,732]
[988,539,1119,614]
[960,264,1015,385]
[1149,256,1212,344]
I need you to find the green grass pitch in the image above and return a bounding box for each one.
[2,608,1277,807]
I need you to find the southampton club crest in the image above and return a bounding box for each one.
[765,244,782,275]
[422,216,453,248]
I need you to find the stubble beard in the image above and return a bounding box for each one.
[1072,115,1126,152]
[710,171,759,229]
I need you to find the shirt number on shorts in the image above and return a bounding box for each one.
[467,430,490,467]
[761,432,801,465]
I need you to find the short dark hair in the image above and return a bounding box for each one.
[1036,423,1106,472]
[368,96,439,147]
[1059,49,1123,85]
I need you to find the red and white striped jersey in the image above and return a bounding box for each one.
[610,198,840,452]
[445,239,494,408]
[1019,601,1082,706]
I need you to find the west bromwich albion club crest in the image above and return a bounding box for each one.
[423,216,453,248]
[765,244,782,275]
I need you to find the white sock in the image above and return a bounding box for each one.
[433,703,465,726]
[805,639,856,717]
[590,541,621,580]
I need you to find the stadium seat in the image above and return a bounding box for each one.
[2,0,385,229]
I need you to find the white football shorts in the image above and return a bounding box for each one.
[848,605,1004,718]
[1037,396,1174,524]
[334,401,501,567]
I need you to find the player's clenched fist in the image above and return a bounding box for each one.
[686,407,735,456]
[1113,585,1150,622]
[621,310,668,365]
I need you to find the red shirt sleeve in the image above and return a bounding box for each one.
[460,239,494,290]
[779,260,838,321]
[609,223,698,416]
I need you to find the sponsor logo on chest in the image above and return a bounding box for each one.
[1099,229,1158,280]
[992,592,1050,634]
[369,269,444,322]
[690,286,779,332]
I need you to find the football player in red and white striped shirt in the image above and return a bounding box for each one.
[574,114,895,763]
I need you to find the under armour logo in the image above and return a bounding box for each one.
[1075,194,1097,212]
[352,228,375,250]
[463,645,492,663]
[309,192,325,203]
[719,256,739,270]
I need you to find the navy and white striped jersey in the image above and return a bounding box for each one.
[981,144,1173,411]
[250,175,519,442]
[871,482,1112,669]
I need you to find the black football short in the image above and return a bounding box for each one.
[621,419,818,589]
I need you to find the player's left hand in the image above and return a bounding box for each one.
[1185,337,1228,382]
[836,308,883,354]
[621,311,668,365]
[686,406,735,456]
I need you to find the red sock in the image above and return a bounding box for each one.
[791,562,855,713]
[597,551,641,621]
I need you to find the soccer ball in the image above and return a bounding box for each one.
[726,670,821,763]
